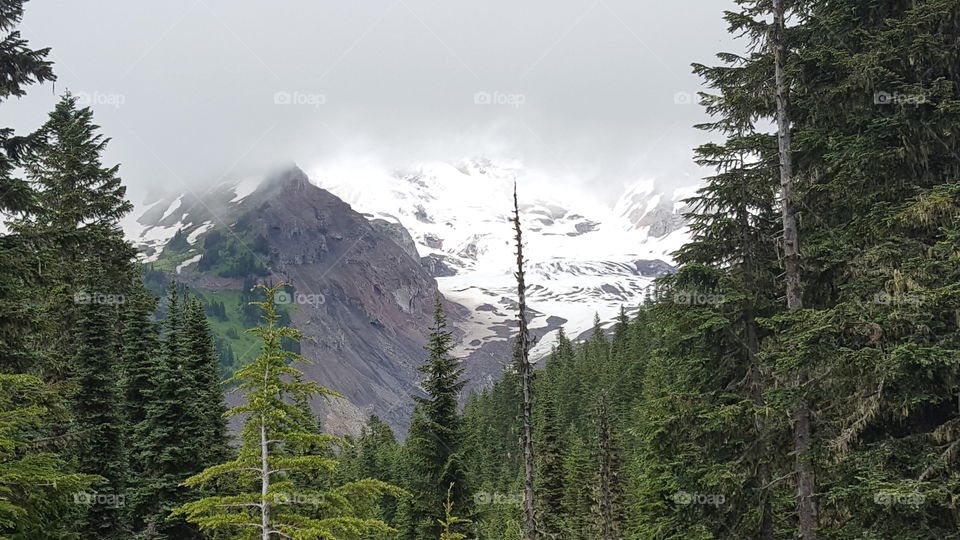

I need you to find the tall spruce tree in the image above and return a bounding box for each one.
[404,297,469,540]
[0,0,54,215]
[0,373,99,539]
[183,298,229,465]
[173,283,403,539]
[71,275,129,538]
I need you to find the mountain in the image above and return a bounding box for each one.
[127,166,464,436]
[124,160,694,435]
[308,158,692,361]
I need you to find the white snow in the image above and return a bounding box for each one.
[230,177,261,203]
[187,221,214,244]
[176,253,202,274]
[159,196,183,222]
[310,158,691,357]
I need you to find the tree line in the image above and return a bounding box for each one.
[2,0,959,538]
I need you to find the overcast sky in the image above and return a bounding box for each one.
[9,0,740,204]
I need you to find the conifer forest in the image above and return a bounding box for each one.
[1,0,958,538]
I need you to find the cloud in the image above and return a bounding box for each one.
[9,0,740,204]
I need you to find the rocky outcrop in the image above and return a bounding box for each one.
[164,166,458,437]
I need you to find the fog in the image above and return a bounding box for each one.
[9,0,741,205]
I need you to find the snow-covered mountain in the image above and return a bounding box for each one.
[122,159,695,432]
[125,157,694,371]
[306,158,694,360]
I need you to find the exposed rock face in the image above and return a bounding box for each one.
[421,254,457,277]
[634,259,676,277]
[370,218,420,261]
[146,166,459,437]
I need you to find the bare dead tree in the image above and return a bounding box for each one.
[512,182,538,539]
[772,0,818,537]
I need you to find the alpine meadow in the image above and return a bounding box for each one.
[1,0,959,539]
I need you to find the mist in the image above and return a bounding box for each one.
[9,0,740,205]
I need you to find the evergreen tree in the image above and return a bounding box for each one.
[533,342,565,537]
[404,297,469,539]
[0,0,55,214]
[594,399,625,540]
[71,282,129,538]
[183,299,229,465]
[129,283,210,539]
[0,373,98,539]
[120,282,161,432]
[173,283,403,539]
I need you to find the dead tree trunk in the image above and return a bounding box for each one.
[512,182,538,540]
[772,1,818,537]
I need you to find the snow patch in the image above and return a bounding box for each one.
[187,221,214,244]
[230,177,261,203]
[159,196,183,222]
[176,253,202,274]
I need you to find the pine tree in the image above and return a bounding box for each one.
[533,341,565,537]
[129,283,209,539]
[0,0,55,215]
[71,283,129,538]
[404,297,469,539]
[15,93,135,275]
[120,282,161,432]
[183,299,229,465]
[0,373,99,539]
[595,399,625,540]
[173,283,403,539]
[438,483,471,540]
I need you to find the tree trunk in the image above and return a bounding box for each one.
[772,1,818,538]
[261,415,270,540]
[597,400,618,540]
[738,149,774,540]
[512,183,538,540]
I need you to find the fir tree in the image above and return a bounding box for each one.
[71,285,129,538]
[0,373,99,539]
[0,0,55,214]
[183,299,229,465]
[404,297,469,539]
[173,283,403,539]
